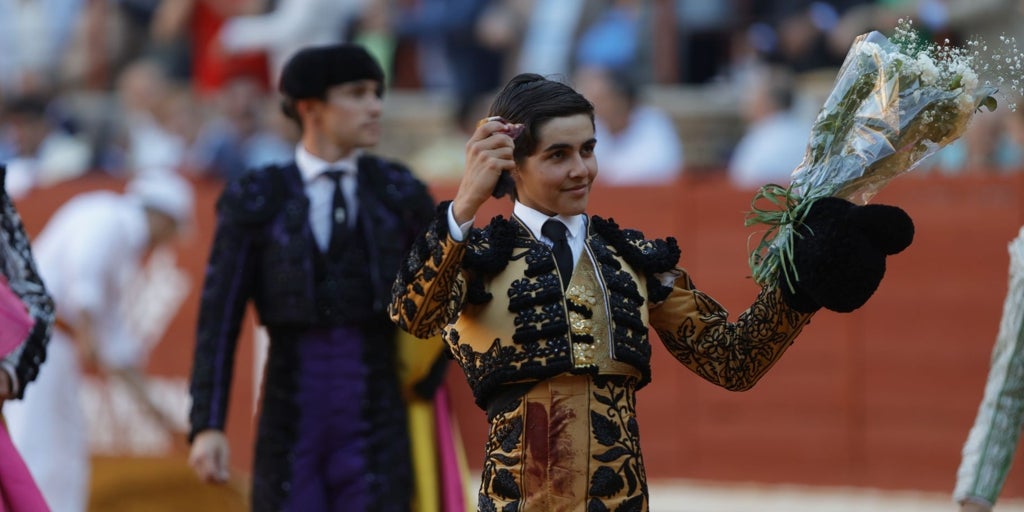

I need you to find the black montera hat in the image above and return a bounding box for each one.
[278,44,385,99]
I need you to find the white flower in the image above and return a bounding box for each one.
[961,69,979,93]
[916,53,939,85]
[859,41,882,57]
[747,19,1007,289]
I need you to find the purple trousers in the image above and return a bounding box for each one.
[252,325,411,512]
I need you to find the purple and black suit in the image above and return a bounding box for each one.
[188,156,439,512]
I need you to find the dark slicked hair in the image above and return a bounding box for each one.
[488,74,594,198]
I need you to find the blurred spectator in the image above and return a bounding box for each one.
[143,0,195,81]
[247,99,300,167]
[1001,106,1024,172]
[53,0,143,92]
[164,86,208,173]
[675,0,739,84]
[112,58,188,175]
[392,0,506,128]
[933,0,1023,51]
[575,65,684,185]
[186,75,294,180]
[1,94,91,199]
[728,66,811,189]
[4,171,194,512]
[930,108,1024,174]
[748,1,874,74]
[825,0,958,60]
[507,0,604,79]
[350,0,397,82]
[178,0,271,97]
[215,0,367,88]
[575,0,650,77]
[0,0,87,96]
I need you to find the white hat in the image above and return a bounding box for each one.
[126,170,195,226]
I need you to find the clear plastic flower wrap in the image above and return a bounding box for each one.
[747,20,1013,292]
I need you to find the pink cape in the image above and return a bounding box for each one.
[0,425,49,512]
[0,276,31,357]
[0,276,49,512]
[434,386,467,512]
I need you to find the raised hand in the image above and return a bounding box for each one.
[452,117,522,225]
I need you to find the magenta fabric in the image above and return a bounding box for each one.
[0,276,46,511]
[433,385,466,512]
[0,422,49,512]
[0,277,31,357]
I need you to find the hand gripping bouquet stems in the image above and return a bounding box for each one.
[747,20,1011,295]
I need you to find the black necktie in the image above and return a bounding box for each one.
[324,169,351,253]
[542,219,573,290]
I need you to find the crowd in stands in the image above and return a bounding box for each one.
[1,0,1023,198]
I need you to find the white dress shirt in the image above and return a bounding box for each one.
[447,201,586,270]
[295,145,361,252]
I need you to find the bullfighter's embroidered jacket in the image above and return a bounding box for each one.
[389,203,815,510]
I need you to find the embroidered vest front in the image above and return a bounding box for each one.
[447,219,654,409]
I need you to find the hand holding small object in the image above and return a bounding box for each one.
[453,116,524,224]
[482,116,525,139]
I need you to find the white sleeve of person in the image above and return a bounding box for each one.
[954,226,1024,505]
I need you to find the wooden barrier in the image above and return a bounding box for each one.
[13,170,1024,499]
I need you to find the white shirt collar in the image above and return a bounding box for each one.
[513,201,585,241]
[295,144,362,183]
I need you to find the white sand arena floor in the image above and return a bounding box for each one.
[465,477,1024,511]
[645,480,1024,512]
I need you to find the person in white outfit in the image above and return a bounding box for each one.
[727,66,812,190]
[574,65,685,186]
[3,171,194,512]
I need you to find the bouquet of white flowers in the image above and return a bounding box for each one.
[747,19,1018,293]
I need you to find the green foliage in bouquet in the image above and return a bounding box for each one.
[747,19,1015,292]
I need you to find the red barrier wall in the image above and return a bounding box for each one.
[15,171,1024,496]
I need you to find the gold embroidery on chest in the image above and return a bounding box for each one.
[566,250,641,377]
[566,284,596,337]
[565,256,599,368]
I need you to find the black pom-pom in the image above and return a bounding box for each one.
[781,282,822,314]
[848,203,914,255]
[789,197,914,313]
